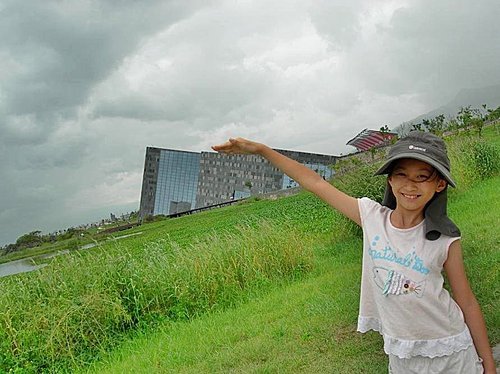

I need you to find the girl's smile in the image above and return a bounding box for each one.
[401,193,420,200]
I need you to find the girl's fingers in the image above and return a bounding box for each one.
[212,137,252,154]
[211,141,232,151]
[212,139,238,151]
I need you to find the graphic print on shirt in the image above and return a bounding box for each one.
[368,235,428,298]
[372,267,426,297]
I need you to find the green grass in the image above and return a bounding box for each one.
[84,175,499,373]
[483,122,500,146]
[0,221,316,372]
[0,239,79,264]
[87,241,388,373]
[1,129,498,373]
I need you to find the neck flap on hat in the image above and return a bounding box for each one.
[381,182,461,240]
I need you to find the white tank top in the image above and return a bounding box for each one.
[357,197,473,359]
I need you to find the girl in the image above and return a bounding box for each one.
[212,131,495,373]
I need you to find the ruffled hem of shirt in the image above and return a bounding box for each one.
[357,316,473,359]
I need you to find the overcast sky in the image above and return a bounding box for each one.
[1,0,499,246]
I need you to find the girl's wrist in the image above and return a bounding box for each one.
[482,360,496,373]
[255,143,269,156]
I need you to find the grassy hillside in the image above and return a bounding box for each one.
[0,193,339,372]
[0,126,498,373]
[85,175,500,373]
[85,127,499,373]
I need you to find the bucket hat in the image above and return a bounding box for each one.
[374,131,456,187]
[375,131,460,240]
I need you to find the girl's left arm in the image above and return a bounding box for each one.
[444,240,496,373]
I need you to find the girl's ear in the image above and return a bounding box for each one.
[436,178,447,193]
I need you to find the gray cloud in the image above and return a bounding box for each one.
[344,0,500,103]
[1,0,499,245]
[0,0,212,244]
[307,0,362,48]
[0,0,210,140]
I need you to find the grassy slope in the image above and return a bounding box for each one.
[2,126,493,372]
[85,172,499,373]
[87,242,385,373]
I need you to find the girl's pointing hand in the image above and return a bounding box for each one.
[211,137,263,155]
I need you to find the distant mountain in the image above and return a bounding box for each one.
[395,84,500,133]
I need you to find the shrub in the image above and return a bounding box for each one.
[329,162,386,240]
[448,136,500,187]
[332,162,386,203]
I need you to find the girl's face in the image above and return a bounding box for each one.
[388,158,447,213]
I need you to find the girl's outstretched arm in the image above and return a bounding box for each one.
[444,240,496,373]
[212,137,361,225]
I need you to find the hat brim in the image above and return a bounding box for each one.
[374,153,456,188]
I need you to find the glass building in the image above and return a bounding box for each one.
[139,148,200,217]
[139,147,337,218]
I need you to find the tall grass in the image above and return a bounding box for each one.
[1,131,498,373]
[0,222,313,372]
[332,162,386,203]
[87,161,500,373]
[447,135,500,188]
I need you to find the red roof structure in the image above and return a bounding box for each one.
[346,129,398,152]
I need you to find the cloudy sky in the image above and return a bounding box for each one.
[1,0,499,245]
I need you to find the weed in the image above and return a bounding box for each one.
[448,136,500,187]
[332,163,386,203]
[0,222,313,372]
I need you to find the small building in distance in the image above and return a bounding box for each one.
[346,128,397,152]
[138,147,337,219]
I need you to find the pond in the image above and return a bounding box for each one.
[0,232,143,278]
[0,256,48,277]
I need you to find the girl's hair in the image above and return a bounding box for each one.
[387,161,445,184]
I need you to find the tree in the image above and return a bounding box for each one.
[379,125,390,133]
[411,123,423,132]
[486,105,500,135]
[445,117,460,135]
[2,243,18,255]
[487,105,500,122]
[15,230,44,250]
[456,105,486,137]
[422,114,446,136]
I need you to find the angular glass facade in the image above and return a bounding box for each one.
[153,150,200,215]
[139,146,337,218]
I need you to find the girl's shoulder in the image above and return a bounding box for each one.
[358,197,392,225]
[358,197,392,212]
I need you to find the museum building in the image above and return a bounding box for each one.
[139,147,337,218]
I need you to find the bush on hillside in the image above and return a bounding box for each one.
[332,162,386,203]
[329,162,386,240]
[448,136,500,187]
